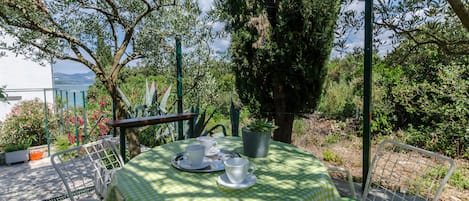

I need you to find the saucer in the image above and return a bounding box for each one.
[205,148,220,157]
[217,173,257,189]
[178,158,211,170]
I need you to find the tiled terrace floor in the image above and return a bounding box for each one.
[0,157,67,201]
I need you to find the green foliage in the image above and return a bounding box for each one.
[54,134,73,153]
[322,150,343,165]
[449,167,469,190]
[190,105,216,138]
[373,0,469,56]
[421,165,469,192]
[3,142,30,152]
[0,99,56,147]
[385,43,469,157]
[321,39,468,157]
[318,53,362,118]
[52,92,111,146]
[292,119,308,137]
[246,119,278,133]
[324,134,340,144]
[118,79,172,118]
[215,0,342,141]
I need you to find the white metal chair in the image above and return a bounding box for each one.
[51,139,123,201]
[362,139,455,201]
[82,139,124,198]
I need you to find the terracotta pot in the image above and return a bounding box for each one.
[29,150,44,161]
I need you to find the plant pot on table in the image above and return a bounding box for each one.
[242,128,271,158]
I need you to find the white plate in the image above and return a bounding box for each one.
[178,158,211,170]
[206,148,220,156]
[217,173,257,189]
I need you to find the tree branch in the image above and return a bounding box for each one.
[447,0,469,32]
[1,3,104,69]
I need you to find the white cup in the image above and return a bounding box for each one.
[184,144,205,166]
[224,158,256,184]
[197,136,217,155]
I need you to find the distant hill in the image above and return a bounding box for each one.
[53,71,95,86]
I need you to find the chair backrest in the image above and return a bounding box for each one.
[363,140,455,201]
[50,146,97,201]
[51,139,124,201]
[82,139,124,198]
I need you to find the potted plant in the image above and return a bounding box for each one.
[4,142,30,165]
[242,118,277,158]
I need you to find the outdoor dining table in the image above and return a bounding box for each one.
[105,136,343,201]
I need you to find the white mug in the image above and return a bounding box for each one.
[184,144,205,166]
[197,136,217,155]
[224,158,256,184]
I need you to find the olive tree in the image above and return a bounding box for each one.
[0,0,203,158]
[373,0,469,55]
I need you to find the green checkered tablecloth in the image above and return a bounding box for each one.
[105,137,341,201]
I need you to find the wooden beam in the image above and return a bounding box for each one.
[106,112,197,129]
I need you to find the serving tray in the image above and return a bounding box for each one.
[171,149,240,173]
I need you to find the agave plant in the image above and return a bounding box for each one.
[118,80,172,118]
[117,80,176,145]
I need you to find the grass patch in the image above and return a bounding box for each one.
[323,150,344,165]
[292,118,308,137]
[449,167,469,190]
[324,134,340,144]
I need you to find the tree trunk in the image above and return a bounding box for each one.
[126,128,141,159]
[109,82,141,159]
[447,0,469,32]
[272,76,294,143]
[273,112,294,143]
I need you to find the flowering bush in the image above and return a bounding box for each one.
[59,96,111,145]
[0,99,56,147]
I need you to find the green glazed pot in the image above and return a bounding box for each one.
[242,127,271,158]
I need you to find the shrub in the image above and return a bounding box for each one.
[4,143,30,152]
[0,99,56,147]
[395,63,468,157]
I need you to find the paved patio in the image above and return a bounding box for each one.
[0,156,68,201]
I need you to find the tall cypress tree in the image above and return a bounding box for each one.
[216,0,341,143]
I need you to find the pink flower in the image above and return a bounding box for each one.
[100,128,107,135]
[99,97,106,107]
[77,117,85,125]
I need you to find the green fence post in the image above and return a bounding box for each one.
[176,35,184,140]
[363,0,373,191]
[73,92,79,146]
[82,91,88,143]
[65,91,69,137]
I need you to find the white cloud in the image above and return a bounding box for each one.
[198,0,214,12]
